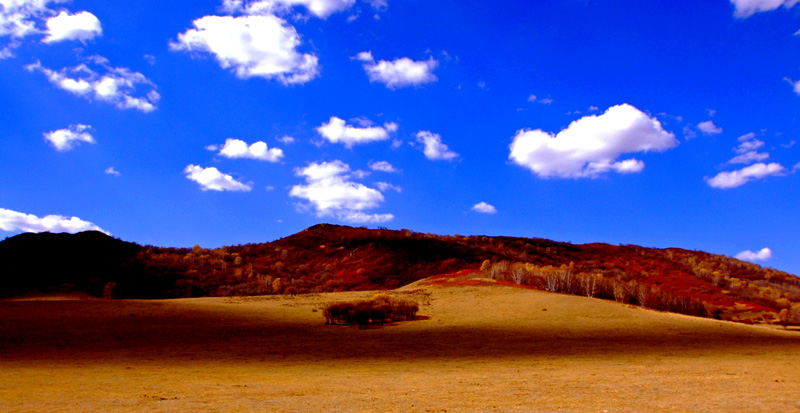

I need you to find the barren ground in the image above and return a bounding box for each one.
[1,278,799,412]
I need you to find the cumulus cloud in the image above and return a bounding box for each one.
[316,116,396,148]
[208,138,284,162]
[706,162,786,188]
[509,104,678,178]
[697,120,723,135]
[277,135,295,144]
[170,14,319,85]
[369,160,397,173]
[416,131,458,161]
[735,247,773,262]
[0,0,60,40]
[728,133,769,164]
[355,51,438,89]
[472,202,497,214]
[1,1,104,56]
[26,58,160,112]
[104,166,120,176]
[43,10,101,43]
[289,160,393,223]
[222,0,356,19]
[730,0,800,18]
[184,164,252,192]
[0,207,107,234]
[43,124,94,151]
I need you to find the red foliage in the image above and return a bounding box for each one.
[6,224,797,325]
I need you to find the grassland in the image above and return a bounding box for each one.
[1,278,799,412]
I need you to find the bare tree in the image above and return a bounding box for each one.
[581,274,598,298]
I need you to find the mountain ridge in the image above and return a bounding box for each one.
[2,224,799,324]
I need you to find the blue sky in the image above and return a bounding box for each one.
[1,0,799,273]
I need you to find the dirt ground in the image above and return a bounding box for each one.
[1,279,799,412]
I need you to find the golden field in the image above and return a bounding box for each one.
[1,277,799,412]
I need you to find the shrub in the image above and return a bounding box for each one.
[323,294,420,328]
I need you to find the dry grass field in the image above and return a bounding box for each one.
[2,277,800,412]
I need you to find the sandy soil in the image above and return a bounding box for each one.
[1,279,799,412]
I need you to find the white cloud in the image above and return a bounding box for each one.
[786,78,800,95]
[365,0,387,10]
[683,125,698,140]
[728,133,769,164]
[728,151,769,164]
[210,138,284,162]
[43,10,101,43]
[337,211,394,223]
[0,0,57,39]
[104,166,120,176]
[0,207,107,234]
[170,14,319,85]
[706,162,785,189]
[735,247,773,262]
[184,164,252,192]
[26,58,160,112]
[416,130,458,161]
[509,104,678,178]
[43,124,94,151]
[730,0,799,18]
[369,160,397,173]
[472,202,497,214]
[0,44,15,58]
[737,132,757,142]
[289,160,393,223]
[355,51,438,89]
[697,120,723,135]
[222,0,356,19]
[527,94,554,105]
[384,121,398,133]
[350,169,370,179]
[1,1,104,56]
[316,116,395,147]
[277,135,295,144]
[375,181,401,192]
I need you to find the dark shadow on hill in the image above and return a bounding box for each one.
[1,300,798,363]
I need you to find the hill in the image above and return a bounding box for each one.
[0,231,177,299]
[2,224,800,323]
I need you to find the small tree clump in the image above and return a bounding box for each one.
[323,294,419,328]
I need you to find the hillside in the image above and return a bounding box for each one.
[2,224,800,323]
[2,283,800,411]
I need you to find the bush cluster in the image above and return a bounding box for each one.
[323,294,419,328]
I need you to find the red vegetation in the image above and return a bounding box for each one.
[2,224,800,325]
